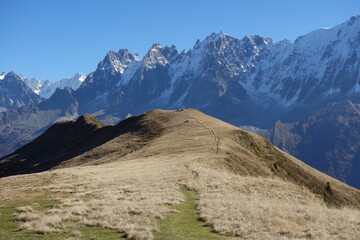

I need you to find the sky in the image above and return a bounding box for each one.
[0,0,359,80]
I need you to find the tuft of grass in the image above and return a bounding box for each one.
[0,197,122,240]
[325,182,333,195]
[155,187,226,240]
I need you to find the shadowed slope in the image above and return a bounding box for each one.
[0,113,162,177]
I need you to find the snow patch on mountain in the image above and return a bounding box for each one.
[0,72,6,80]
[56,15,360,114]
[98,49,140,75]
[20,73,87,98]
[39,73,86,98]
[116,61,141,87]
[142,43,169,70]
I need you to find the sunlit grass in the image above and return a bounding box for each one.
[0,197,123,240]
[155,187,227,240]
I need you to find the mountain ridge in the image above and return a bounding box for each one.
[1,109,360,239]
[0,72,42,111]
[69,15,360,128]
[1,109,360,208]
[13,72,86,99]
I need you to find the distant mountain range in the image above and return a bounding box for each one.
[1,15,360,188]
[22,72,86,99]
[0,71,85,110]
[0,72,42,111]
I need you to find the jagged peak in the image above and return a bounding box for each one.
[192,32,238,55]
[242,35,272,46]
[347,15,360,27]
[117,48,131,55]
[117,49,140,61]
[142,43,169,69]
[60,72,86,83]
[191,31,238,53]
[195,39,201,46]
[4,71,20,78]
[151,43,162,49]
[105,50,118,60]
[97,48,139,74]
[160,45,179,62]
[1,71,29,85]
[204,31,231,42]
[102,49,139,62]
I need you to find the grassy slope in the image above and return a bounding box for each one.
[1,109,360,240]
[0,196,121,240]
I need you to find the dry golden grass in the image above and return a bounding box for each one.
[12,157,189,239]
[187,162,360,240]
[1,109,360,239]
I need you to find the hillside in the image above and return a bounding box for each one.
[267,100,360,189]
[0,109,360,239]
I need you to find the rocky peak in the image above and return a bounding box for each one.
[117,49,140,64]
[205,31,228,42]
[3,71,21,81]
[0,71,42,110]
[160,45,179,63]
[346,15,360,27]
[239,35,272,55]
[201,32,235,53]
[39,87,78,116]
[142,43,169,70]
[1,72,32,92]
[97,49,140,74]
[72,72,87,82]
[244,35,271,46]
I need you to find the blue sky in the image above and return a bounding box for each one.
[0,0,359,80]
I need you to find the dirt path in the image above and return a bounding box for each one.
[185,115,220,154]
[348,100,360,115]
[155,187,227,240]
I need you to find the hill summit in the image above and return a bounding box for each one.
[0,109,359,239]
[1,109,359,207]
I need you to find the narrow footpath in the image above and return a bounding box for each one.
[155,187,227,240]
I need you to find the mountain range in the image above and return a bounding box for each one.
[22,72,86,99]
[0,71,86,110]
[1,15,360,188]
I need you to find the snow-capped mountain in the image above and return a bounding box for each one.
[38,73,86,99]
[68,15,360,127]
[0,72,42,111]
[243,15,360,108]
[2,15,360,128]
[21,73,86,99]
